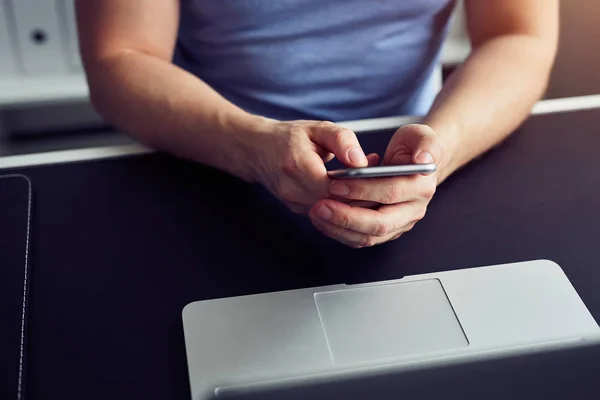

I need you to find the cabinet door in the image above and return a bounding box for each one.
[0,2,18,75]
[61,0,82,70]
[10,0,69,74]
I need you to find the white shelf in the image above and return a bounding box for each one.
[441,38,471,66]
[0,73,89,108]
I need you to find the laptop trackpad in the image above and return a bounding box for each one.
[314,279,468,364]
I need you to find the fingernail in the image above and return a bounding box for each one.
[415,151,434,164]
[330,181,350,196]
[316,204,333,221]
[348,147,367,166]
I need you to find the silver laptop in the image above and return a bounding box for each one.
[182,260,600,399]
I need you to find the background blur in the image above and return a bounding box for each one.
[0,0,599,155]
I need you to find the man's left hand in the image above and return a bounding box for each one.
[308,124,443,248]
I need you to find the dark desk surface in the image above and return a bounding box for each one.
[0,175,31,400]
[2,109,600,399]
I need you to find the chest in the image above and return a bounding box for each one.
[181,0,453,28]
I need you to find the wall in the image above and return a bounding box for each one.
[546,0,600,98]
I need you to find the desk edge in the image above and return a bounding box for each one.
[1,95,600,170]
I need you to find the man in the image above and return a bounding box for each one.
[76,1,558,248]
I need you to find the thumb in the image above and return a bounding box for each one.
[412,134,441,167]
[413,147,435,164]
[310,122,368,168]
[385,124,441,166]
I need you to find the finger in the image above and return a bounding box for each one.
[313,143,335,163]
[367,153,380,166]
[309,199,419,237]
[322,153,335,163]
[311,217,379,248]
[312,208,415,247]
[288,202,310,214]
[282,141,331,197]
[331,152,378,207]
[309,122,368,168]
[328,153,380,204]
[329,174,435,204]
[278,180,321,208]
[294,150,331,196]
[379,202,426,225]
[411,134,441,176]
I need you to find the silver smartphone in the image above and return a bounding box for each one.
[327,163,436,179]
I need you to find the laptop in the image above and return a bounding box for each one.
[182,260,600,399]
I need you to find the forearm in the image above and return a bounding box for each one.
[425,34,556,183]
[86,50,268,182]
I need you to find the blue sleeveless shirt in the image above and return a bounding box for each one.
[174,0,454,121]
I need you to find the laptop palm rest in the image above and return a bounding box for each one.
[315,279,468,364]
[183,260,600,400]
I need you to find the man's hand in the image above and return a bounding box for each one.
[308,124,442,248]
[250,120,381,214]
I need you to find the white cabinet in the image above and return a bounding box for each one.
[0,1,18,75]
[0,0,87,108]
[10,0,69,74]
[62,0,82,70]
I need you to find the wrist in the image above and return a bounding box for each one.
[221,111,278,183]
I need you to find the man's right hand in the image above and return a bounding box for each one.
[248,120,375,214]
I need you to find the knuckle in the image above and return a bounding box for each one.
[421,181,436,198]
[401,222,417,235]
[277,186,296,204]
[290,121,306,130]
[361,236,377,248]
[331,127,352,144]
[336,213,352,229]
[289,128,308,143]
[372,222,389,237]
[316,121,336,129]
[391,232,404,241]
[331,128,345,143]
[414,206,427,221]
[289,205,305,214]
[381,184,402,204]
[280,156,297,176]
[289,125,310,139]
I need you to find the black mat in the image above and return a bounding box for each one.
[1,109,600,399]
[0,175,32,400]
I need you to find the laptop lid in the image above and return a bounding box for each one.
[218,339,600,399]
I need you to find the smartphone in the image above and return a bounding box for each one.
[327,163,436,179]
